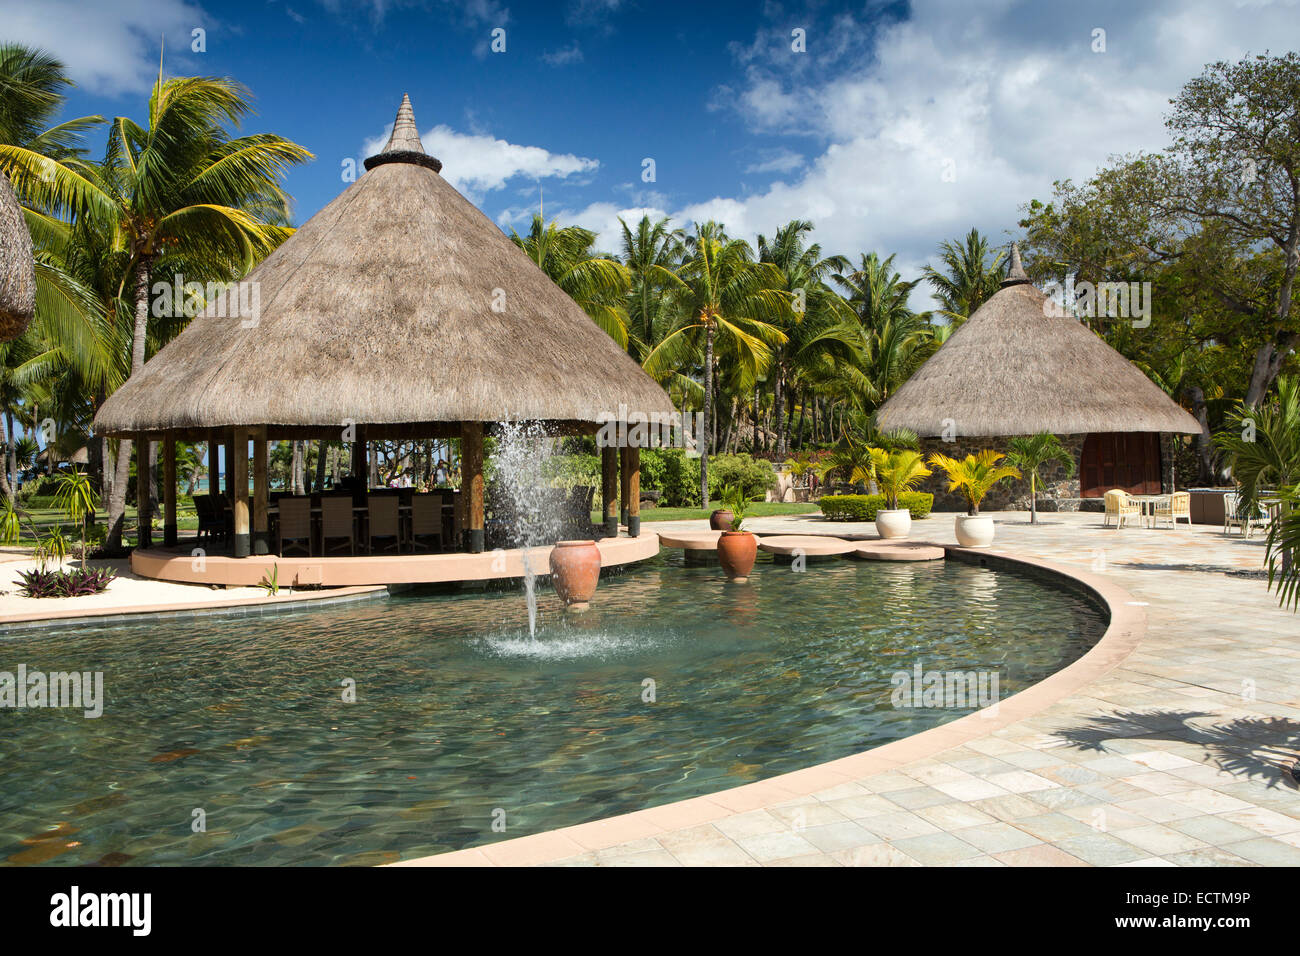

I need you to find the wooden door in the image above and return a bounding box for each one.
[1080,432,1162,498]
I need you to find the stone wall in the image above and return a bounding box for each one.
[917,434,1086,512]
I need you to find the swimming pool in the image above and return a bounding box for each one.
[0,551,1105,865]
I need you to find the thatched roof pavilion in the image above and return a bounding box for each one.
[879,244,1200,504]
[0,169,35,342]
[879,245,1200,437]
[93,95,673,559]
[95,94,672,434]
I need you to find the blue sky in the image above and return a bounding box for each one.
[5,0,1300,283]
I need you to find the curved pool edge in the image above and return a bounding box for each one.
[390,544,1146,868]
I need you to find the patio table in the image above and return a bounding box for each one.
[1126,493,1172,529]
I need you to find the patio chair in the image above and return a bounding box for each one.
[367,494,403,554]
[410,493,443,553]
[1224,492,1268,538]
[194,494,217,545]
[277,496,313,556]
[320,495,356,556]
[1103,489,1140,529]
[1153,491,1191,529]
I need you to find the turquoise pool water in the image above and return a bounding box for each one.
[0,552,1105,865]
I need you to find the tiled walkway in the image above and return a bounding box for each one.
[420,511,1300,867]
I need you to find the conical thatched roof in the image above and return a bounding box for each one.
[878,244,1200,437]
[94,95,673,437]
[0,169,35,341]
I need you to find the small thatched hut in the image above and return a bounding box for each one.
[0,169,35,341]
[94,95,674,557]
[878,245,1201,511]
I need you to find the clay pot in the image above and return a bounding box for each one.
[549,539,601,609]
[716,531,758,582]
[954,514,995,548]
[709,509,734,531]
[875,508,911,539]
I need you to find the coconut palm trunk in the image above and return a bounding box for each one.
[1029,472,1038,524]
[105,255,153,550]
[700,319,713,508]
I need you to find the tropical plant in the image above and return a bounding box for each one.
[720,482,749,532]
[1264,491,1300,612]
[257,563,280,595]
[1215,377,1300,509]
[927,450,1021,515]
[869,448,932,511]
[1005,432,1077,524]
[0,494,21,545]
[17,564,115,598]
[52,467,98,566]
[512,213,631,347]
[35,526,69,566]
[814,436,876,488]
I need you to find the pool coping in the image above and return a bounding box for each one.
[0,584,392,633]
[391,543,1146,867]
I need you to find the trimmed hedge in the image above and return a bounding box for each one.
[817,492,933,521]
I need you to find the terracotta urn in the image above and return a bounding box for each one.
[716,530,758,582]
[709,509,734,531]
[954,514,995,548]
[549,539,601,609]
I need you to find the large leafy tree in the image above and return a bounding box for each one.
[645,222,789,504]
[619,214,683,362]
[4,67,311,549]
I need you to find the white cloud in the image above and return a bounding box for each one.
[541,43,584,66]
[0,0,208,94]
[744,148,805,175]
[623,0,1300,298]
[362,125,599,201]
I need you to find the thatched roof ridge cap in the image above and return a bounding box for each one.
[1001,241,1030,287]
[363,93,442,173]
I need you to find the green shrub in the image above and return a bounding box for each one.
[542,453,600,489]
[640,448,701,507]
[707,453,776,501]
[818,492,933,521]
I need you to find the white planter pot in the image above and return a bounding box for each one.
[955,514,995,547]
[875,508,911,539]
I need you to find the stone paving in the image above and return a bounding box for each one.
[539,511,1300,867]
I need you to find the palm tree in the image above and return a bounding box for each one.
[511,213,631,348]
[619,214,683,362]
[928,450,1021,515]
[869,447,931,511]
[1215,376,1300,508]
[758,220,852,456]
[645,222,790,505]
[7,66,312,549]
[1006,432,1076,524]
[922,228,1006,326]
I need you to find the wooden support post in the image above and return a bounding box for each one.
[601,445,619,538]
[207,431,220,498]
[223,438,234,498]
[253,427,269,555]
[232,427,250,557]
[351,425,367,486]
[619,446,631,529]
[461,422,484,553]
[627,446,641,538]
[163,435,177,547]
[137,433,153,549]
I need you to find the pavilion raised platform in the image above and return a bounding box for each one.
[131,532,661,588]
